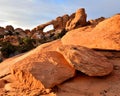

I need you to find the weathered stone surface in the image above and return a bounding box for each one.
[33,14,70,35]
[0,80,6,88]
[62,14,70,28]
[36,39,62,52]
[0,27,5,35]
[15,28,26,38]
[66,8,87,31]
[4,82,49,96]
[88,17,105,26]
[11,51,75,88]
[57,45,113,76]
[56,57,120,96]
[0,39,62,80]
[5,25,14,32]
[62,14,120,50]
[25,29,32,37]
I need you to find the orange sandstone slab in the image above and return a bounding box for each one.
[57,45,113,76]
[11,51,75,88]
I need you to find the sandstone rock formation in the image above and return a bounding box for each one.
[5,25,14,32]
[11,51,75,88]
[0,8,120,96]
[24,29,32,37]
[0,39,62,80]
[88,17,105,26]
[0,35,19,46]
[14,28,26,38]
[66,8,87,31]
[0,27,5,35]
[62,14,120,50]
[57,45,113,76]
[34,14,69,36]
[56,51,120,96]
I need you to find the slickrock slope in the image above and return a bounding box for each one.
[62,14,120,50]
[0,8,120,96]
[56,51,120,96]
[57,45,113,76]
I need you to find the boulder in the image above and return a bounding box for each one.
[14,28,26,37]
[66,8,87,31]
[11,51,75,88]
[5,25,14,32]
[56,56,120,96]
[57,45,113,76]
[62,14,120,50]
[24,29,32,37]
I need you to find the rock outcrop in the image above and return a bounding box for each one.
[88,17,105,26]
[0,27,5,35]
[34,14,69,35]
[65,8,87,31]
[62,14,120,50]
[32,8,87,36]
[5,25,14,32]
[0,39,62,80]
[0,8,120,96]
[11,51,75,88]
[57,45,113,76]
[14,28,26,38]
[56,52,120,96]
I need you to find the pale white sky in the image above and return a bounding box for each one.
[0,0,120,30]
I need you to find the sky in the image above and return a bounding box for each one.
[0,0,120,30]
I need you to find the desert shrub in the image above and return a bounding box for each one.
[50,33,55,38]
[0,35,4,38]
[0,42,16,58]
[17,37,36,53]
[58,29,67,38]
[39,37,47,44]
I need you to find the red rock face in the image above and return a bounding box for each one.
[62,14,120,50]
[35,14,70,34]
[0,8,120,96]
[56,52,120,96]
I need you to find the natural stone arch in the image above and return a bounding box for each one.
[43,24,54,32]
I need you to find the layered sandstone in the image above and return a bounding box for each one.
[62,14,120,50]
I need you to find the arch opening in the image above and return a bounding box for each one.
[43,24,54,32]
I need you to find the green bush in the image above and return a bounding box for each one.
[17,37,36,53]
[0,42,16,58]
